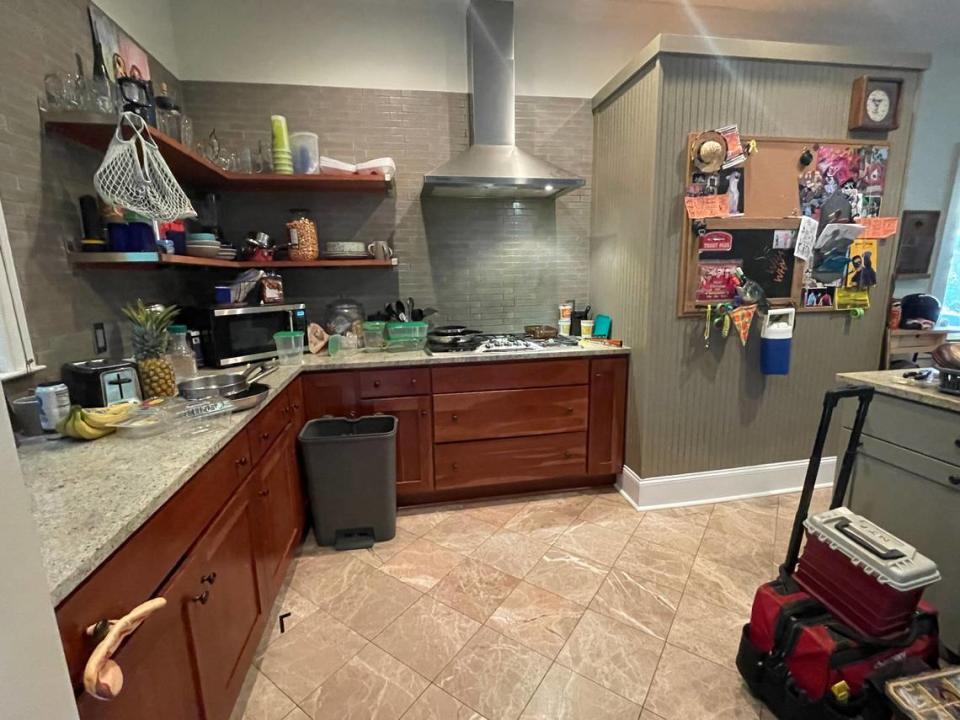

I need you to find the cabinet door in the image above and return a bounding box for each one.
[185,477,266,720]
[360,395,434,498]
[289,377,306,431]
[254,426,304,596]
[587,357,628,476]
[75,562,203,720]
[302,372,360,419]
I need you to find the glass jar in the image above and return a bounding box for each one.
[286,208,319,261]
[324,298,365,337]
[167,324,198,381]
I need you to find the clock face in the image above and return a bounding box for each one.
[866,89,891,123]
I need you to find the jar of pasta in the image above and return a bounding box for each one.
[286,208,319,261]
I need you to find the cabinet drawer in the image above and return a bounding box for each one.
[431,359,589,393]
[358,368,430,398]
[249,390,291,464]
[851,433,960,494]
[435,432,587,489]
[842,393,960,469]
[434,386,588,443]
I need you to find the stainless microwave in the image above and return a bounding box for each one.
[181,303,308,368]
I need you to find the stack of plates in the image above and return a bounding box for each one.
[216,247,237,260]
[186,233,221,258]
[273,148,293,175]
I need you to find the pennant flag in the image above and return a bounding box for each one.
[730,305,757,346]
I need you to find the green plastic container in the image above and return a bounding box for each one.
[386,321,428,340]
[362,321,387,351]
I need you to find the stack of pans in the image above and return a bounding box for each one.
[426,325,482,352]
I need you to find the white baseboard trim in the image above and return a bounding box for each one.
[616,457,836,512]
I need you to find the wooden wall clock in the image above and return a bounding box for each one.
[849,76,902,131]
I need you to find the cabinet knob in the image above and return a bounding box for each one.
[259,488,270,497]
[349,410,358,418]
[373,379,382,387]
[594,372,602,378]
[564,450,573,459]
[201,572,217,585]
[420,409,428,417]
[451,414,459,422]
[261,432,270,441]
[949,475,960,486]
[452,462,459,471]
[565,407,574,414]
[410,378,417,385]
[293,403,301,411]
[193,591,210,605]
[236,456,248,467]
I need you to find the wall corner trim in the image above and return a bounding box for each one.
[615,457,837,511]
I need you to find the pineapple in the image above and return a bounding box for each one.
[122,300,180,398]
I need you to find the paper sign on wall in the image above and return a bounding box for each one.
[773,230,796,249]
[794,216,818,263]
[699,231,733,252]
[685,194,730,220]
[855,216,899,239]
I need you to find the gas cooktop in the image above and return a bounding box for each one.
[426,333,579,354]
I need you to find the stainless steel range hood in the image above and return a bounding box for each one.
[422,0,584,199]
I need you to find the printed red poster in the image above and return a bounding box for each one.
[696,259,741,302]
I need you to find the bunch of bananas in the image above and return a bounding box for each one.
[56,402,137,441]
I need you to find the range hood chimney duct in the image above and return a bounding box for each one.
[421,0,585,199]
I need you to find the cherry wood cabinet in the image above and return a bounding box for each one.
[358,368,431,398]
[433,386,588,443]
[186,475,266,720]
[302,371,361,419]
[361,394,434,498]
[435,432,587,489]
[587,357,629,476]
[253,425,305,596]
[431,359,589,393]
[59,387,301,720]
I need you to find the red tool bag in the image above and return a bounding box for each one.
[736,387,942,720]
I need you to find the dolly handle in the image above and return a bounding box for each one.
[781,385,874,576]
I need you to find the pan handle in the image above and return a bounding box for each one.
[246,364,278,384]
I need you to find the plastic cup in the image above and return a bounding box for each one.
[580,319,595,338]
[274,331,304,365]
[271,115,291,151]
[558,319,572,336]
[290,132,320,174]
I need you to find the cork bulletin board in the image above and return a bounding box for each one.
[677,134,890,316]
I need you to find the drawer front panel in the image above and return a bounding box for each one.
[433,386,588,442]
[431,359,589,393]
[249,391,290,464]
[358,368,431,398]
[842,393,960,469]
[435,432,587,489]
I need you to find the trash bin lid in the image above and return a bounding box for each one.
[299,415,397,442]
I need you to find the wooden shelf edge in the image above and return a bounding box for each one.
[42,110,396,195]
[67,252,395,270]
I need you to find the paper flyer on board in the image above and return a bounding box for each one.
[794,216,818,262]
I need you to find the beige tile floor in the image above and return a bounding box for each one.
[231,486,832,720]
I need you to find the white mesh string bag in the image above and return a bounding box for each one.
[94,112,196,221]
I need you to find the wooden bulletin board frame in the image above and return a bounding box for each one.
[677,134,891,317]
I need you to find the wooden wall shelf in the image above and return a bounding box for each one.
[41,110,395,195]
[67,252,396,270]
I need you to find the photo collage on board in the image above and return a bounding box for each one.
[798,144,887,308]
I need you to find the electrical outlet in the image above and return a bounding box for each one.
[93,322,107,354]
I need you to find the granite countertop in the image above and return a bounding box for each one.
[19,344,629,605]
[837,369,960,414]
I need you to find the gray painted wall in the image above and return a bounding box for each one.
[593,53,920,478]
[182,82,593,333]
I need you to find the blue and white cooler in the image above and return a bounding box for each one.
[760,307,795,375]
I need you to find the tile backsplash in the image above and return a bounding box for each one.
[184,82,593,332]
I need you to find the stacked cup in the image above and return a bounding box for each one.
[271,115,293,175]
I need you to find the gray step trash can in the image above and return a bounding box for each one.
[299,415,397,550]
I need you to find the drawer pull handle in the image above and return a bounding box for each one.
[193,591,210,605]
[950,475,960,486]
[373,379,382,387]
[420,409,428,417]
[410,378,417,385]
[594,372,602,378]
[259,488,270,497]
[201,572,217,585]
[236,456,248,467]
[452,414,459,422]
[452,462,459,471]
[565,407,574,414]
[83,598,167,701]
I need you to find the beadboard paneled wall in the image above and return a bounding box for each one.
[182,82,593,332]
[593,51,921,478]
